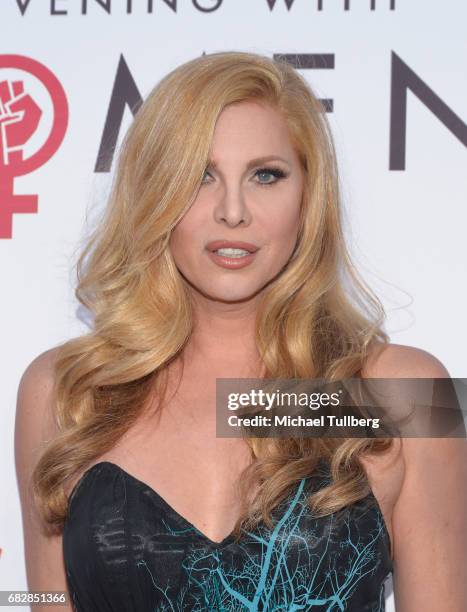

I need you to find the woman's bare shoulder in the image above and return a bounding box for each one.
[357,341,455,561]
[362,340,451,379]
[365,345,467,608]
[17,345,62,415]
[360,339,454,472]
[15,345,62,471]
[18,345,61,390]
[15,345,75,609]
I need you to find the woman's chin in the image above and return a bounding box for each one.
[196,283,266,304]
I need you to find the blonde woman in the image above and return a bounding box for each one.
[15,51,466,611]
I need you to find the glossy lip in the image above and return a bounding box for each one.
[205,240,259,253]
[207,249,258,270]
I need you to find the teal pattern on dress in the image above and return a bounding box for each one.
[135,474,391,611]
[63,460,393,611]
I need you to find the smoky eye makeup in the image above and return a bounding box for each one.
[255,166,289,185]
[201,165,290,186]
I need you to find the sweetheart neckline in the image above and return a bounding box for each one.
[66,459,392,557]
[68,460,256,547]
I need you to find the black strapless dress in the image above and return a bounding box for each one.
[62,459,393,611]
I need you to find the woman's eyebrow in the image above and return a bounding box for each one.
[208,155,291,170]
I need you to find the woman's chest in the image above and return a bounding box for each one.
[87,377,257,543]
[64,459,393,612]
[69,367,405,553]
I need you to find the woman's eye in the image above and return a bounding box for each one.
[255,167,288,186]
[201,169,212,183]
[200,166,288,186]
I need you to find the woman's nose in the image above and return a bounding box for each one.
[213,185,252,227]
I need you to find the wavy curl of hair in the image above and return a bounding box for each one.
[33,50,393,538]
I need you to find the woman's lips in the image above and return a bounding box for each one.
[206,240,259,252]
[207,249,258,269]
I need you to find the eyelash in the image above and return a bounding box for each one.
[202,166,288,187]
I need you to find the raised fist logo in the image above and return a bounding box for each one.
[0,79,42,166]
[0,55,68,239]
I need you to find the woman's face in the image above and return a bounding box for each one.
[169,100,304,303]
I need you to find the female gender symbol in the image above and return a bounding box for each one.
[0,54,68,239]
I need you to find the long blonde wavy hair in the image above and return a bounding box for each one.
[33,50,393,537]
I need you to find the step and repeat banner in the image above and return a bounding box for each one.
[2,1,466,610]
